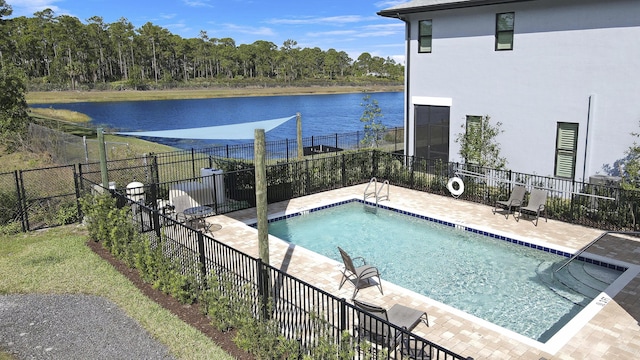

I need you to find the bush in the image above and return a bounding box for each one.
[55,200,79,225]
[0,221,22,235]
[0,189,20,225]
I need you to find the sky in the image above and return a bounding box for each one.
[7,0,409,64]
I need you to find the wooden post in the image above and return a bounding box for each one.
[296,112,303,160]
[255,129,269,265]
[97,128,109,192]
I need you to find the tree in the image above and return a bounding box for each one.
[0,64,30,151]
[621,122,640,190]
[0,0,12,65]
[455,115,507,169]
[0,8,405,87]
[359,93,386,148]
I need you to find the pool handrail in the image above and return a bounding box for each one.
[364,177,390,206]
[556,230,640,272]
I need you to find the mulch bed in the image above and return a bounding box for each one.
[86,240,254,360]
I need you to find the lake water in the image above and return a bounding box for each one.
[33,92,404,149]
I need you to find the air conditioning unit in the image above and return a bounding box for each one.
[589,175,621,187]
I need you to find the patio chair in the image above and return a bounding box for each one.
[171,195,194,224]
[493,185,526,219]
[353,299,429,350]
[338,247,383,299]
[517,188,548,226]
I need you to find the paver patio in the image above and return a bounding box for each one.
[204,184,640,359]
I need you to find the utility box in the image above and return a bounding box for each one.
[201,168,226,204]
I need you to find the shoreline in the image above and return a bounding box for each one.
[26,85,404,104]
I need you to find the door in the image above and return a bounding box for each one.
[414,105,450,162]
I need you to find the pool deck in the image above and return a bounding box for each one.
[205,184,640,359]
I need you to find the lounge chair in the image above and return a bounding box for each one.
[493,184,526,219]
[353,299,429,352]
[338,247,383,299]
[517,188,548,226]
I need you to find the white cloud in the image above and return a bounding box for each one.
[306,30,357,38]
[160,13,177,20]
[375,0,410,8]
[268,15,376,26]
[222,23,276,37]
[8,0,64,16]
[182,0,213,7]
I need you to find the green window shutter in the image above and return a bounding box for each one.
[555,123,578,178]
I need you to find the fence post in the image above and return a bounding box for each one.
[17,170,30,232]
[73,166,82,221]
[77,164,85,191]
[339,298,347,332]
[197,230,207,285]
[191,148,196,178]
[12,171,26,232]
[286,138,289,163]
[341,153,346,188]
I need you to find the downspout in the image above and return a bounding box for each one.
[582,95,595,182]
[396,13,411,157]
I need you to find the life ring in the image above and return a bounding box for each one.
[447,177,464,197]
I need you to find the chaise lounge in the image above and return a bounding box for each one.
[493,184,526,219]
[353,299,430,358]
[517,188,548,226]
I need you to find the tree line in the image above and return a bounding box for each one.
[0,5,403,91]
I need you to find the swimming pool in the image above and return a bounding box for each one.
[265,199,626,343]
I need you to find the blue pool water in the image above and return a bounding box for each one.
[266,200,624,342]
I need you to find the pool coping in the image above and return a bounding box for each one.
[246,196,640,355]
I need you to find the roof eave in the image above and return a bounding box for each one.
[377,0,534,18]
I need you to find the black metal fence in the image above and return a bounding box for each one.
[2,125,638,232]
[112,191,471,360]
[78,150,639,232]
[0,165,80,232]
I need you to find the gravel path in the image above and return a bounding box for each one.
[0,294,176,360]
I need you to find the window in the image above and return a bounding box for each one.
[495,12,514,51]
[554,122,579,179]
[418,20,432,53]
[464,115,482,164]
[466,115,482,133]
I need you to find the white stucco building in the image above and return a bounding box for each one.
[378,0,640,182]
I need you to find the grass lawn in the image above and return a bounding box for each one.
[0,225,234,360]
[26,85,403,104]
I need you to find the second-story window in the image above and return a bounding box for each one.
[419,20,432,53]
[495,12,514,51]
